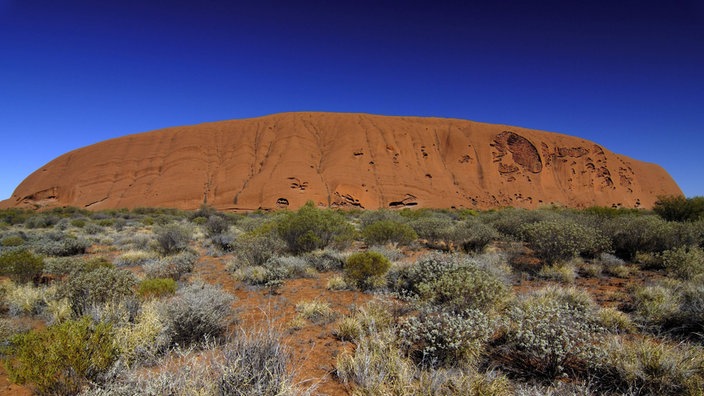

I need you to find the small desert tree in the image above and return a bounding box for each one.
[275,201,354,254]
[344,251,391,290]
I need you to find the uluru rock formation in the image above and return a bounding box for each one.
[1,112,682,211]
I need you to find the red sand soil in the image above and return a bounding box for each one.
[0,245,668,396]
[1,112,681,212]
[196,254,369,396]
[0,365,31,396]
[0,253,367,396]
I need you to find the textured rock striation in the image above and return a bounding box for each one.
[1,112,682,211]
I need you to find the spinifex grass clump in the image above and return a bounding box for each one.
[295,299,336,325]
[595,336,704,395]
[631,280,704,339]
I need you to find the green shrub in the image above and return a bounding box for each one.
[361,220,417,246]
[233,266,284,290]
[204,215,230,236]
[163,282,235,346]
[236,212,275,233]
[58,267,137,315]
[1,235,25,247]
[521,220,609,265]
[83,222,104,235]
[416,263,511,313]
[5,316,117,395]
[34,235,90,257]
[344,251,391,290]
[654,195,704,222]
[231,232,285,266]
[97,219,114,227]
[583,205,641,218]
[407,216,453,244]
[447,220,499,253]
[143,250,197,280]
[0,209,32,226]
[191,216,207,225]
[43,256,113,277]
[0,249,44,284]
[399,308,495,368]
[70,218,87,228]
[275,202,354,254]
[390,252,460,294]
[155,224,192,255]
[602,215,677,260]
[662,246,704,280]
[138,278,177,299]
[392,253,510,312]
[359,209,406,227]
[304,249,345,272]
[504,298,605,379]
[264,255,315,279]
[25,214,59,228]
[486,208,556,238]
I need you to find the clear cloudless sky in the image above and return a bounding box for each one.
[1,0,703,200]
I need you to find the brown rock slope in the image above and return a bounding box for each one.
[1,112,682,211]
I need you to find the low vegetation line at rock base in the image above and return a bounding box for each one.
[0,198,702,395]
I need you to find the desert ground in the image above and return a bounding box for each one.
[0,200,703,395]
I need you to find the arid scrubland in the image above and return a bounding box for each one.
[0,197,703,395]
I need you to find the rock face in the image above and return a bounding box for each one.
[1,112,682,211]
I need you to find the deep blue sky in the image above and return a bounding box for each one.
[1,0,703,200]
